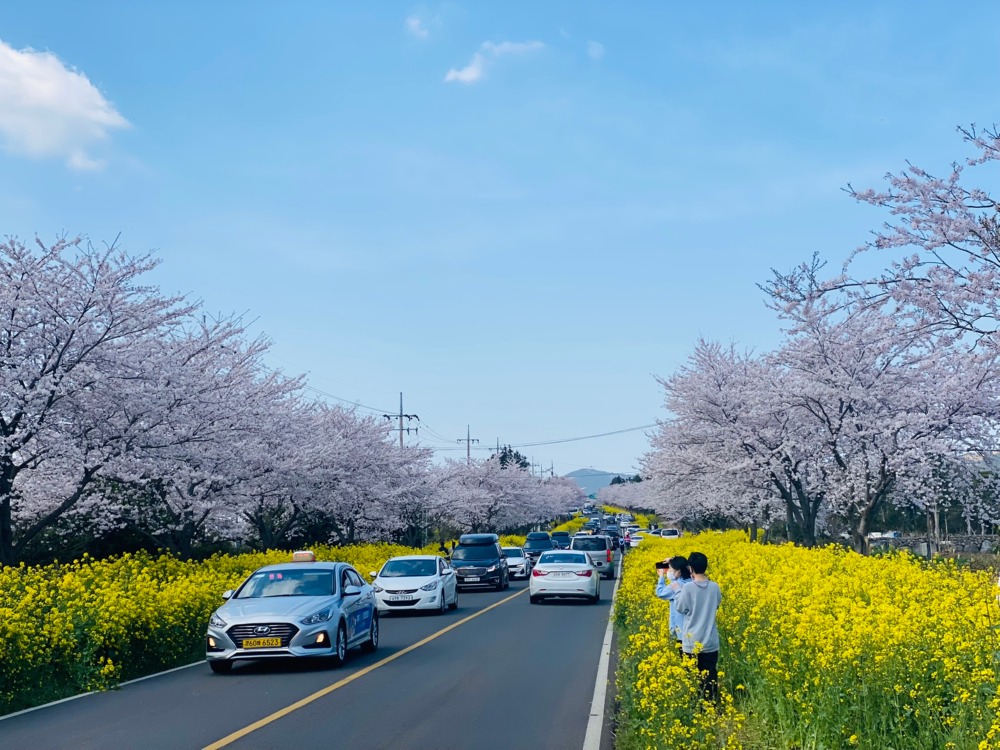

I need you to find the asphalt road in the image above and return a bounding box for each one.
[0,577,614,750]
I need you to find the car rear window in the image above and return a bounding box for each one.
[571,537,608,551]
[538,552,589,565]
[524,539,555,550]
[503,548,524,557]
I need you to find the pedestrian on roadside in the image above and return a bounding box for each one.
[672,551,721,702]
[654,556,693,654]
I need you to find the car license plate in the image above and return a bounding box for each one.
[464,576,480,582]
[242,637,282,649]
[388,594,414,601]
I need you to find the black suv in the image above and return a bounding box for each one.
[522,531,555,565]
[451,533,509,591]
[550,530,572,549]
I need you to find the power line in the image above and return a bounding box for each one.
[432,423,657,451]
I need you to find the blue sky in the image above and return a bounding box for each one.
[1,2,998,475]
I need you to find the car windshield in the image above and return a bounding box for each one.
[380,559,437,577]
[236,569,334,598]
[538,552,589,565]
[503,548,524,558]
[524,539,554,550]
[452,545,498,561]
[572,538,607,551]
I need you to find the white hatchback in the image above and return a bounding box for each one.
[371,555,458,616]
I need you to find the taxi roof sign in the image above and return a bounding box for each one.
[291,550,316,562]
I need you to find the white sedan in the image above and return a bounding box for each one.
[628,534,645,548]
[371,555,458,616]
[529,550,601,605]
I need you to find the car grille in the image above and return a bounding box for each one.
[228,623,298,648]
[458,567,487,576]
[385,588,418,595]
[384,599,420,607]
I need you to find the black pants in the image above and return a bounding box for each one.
[684,650,719,701]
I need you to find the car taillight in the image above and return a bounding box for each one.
[574,570,593,577]
[606,549,612,562]
[532,569,549,577]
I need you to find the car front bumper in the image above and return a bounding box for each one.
[374,589,445,612]
[206,619,338,662]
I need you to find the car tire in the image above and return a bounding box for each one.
[449,591,458,610]
[331,621,348,666]
[209,660,232,674]
[361,612,379,654]
[530,595,541,604]
[591,588,601,604]
[437,591,447,615]
[503,573,510,590]
[495,577,504,592]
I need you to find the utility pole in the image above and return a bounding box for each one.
[457,425,479,465]
[383,392,418,448]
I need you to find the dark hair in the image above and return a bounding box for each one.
[688,551,708,575]
[668,555,692,580]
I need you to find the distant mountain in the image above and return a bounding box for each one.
[563,468,635,498]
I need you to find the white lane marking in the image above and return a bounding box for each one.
[0,661,204,721]
[582,557,622,750]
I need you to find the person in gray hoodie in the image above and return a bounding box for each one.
[671,551,721,701]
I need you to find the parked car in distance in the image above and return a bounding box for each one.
[523,531,556,565]
[660,528,682,539]
[451,534,510,591]
[628,534,645,548]
[370,555,458,616]
[529,550,601,604]
[205,552,378,674]
[550,531,572,549]
[569,534,617,579]
[503,546,531,579]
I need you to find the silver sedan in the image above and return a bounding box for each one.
[205,556,378,673]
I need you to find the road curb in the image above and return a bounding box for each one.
[582,558,622,750]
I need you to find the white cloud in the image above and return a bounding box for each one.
[587,41,605,61]
[405,16,429,39]
[0,39,128,170]
[444,53,485,84]
[444,40,544,85]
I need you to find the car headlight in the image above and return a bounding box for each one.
[209,611,227,629]
[420,580,439,591]
[373,585,384,593]
[301,606,334,625]
[487,564,498,572]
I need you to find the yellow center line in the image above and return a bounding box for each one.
[203,587,527,749]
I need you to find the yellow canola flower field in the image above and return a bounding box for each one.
[0,541,441,716]
[614,531,1000,750]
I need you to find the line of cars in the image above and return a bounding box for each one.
[204,528,622,673]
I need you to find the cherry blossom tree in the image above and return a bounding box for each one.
[0,236,197,565]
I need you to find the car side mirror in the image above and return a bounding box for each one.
[343,585,362,597]
[369,571,378,579]
[222,589,234,600]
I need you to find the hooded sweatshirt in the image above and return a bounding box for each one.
[672,579,722,654]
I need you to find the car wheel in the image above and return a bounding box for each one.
[332,621,348,666]
[530,595,540,604]
[209,660,232,674]
[361,612,379,653]
[449,590,458,610]
[503,573,510,590]
[438,591,447,615]
[591,588,601,604]
[495,577,504,592]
